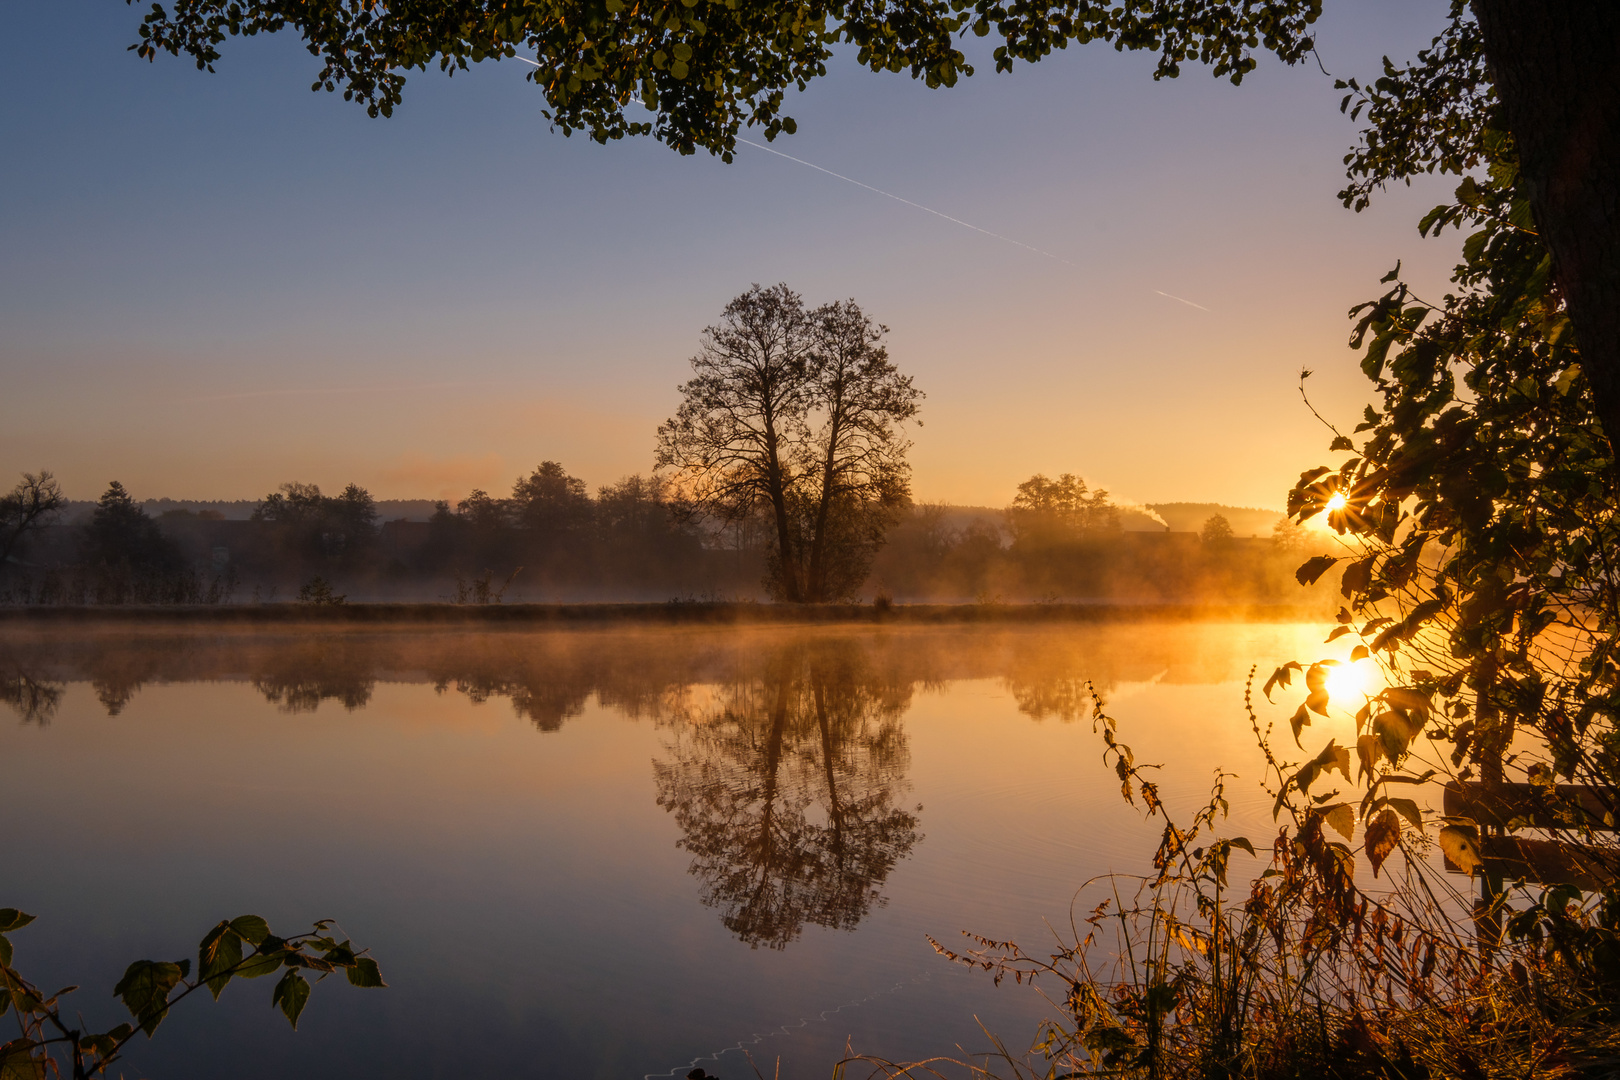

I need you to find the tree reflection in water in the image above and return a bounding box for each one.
[653,643,922,949]
[0,670,65,725]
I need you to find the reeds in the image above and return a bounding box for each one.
[840,678,1620,1080]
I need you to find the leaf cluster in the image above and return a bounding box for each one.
[0,909,383,1079]
[128,0,1321,156]
[1284,115,1618,873]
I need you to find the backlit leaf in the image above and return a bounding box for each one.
[1439,824,1482,875]
[1322,803,1355,842]
[1364,809,1400,876]
[1295,556,1338,586]
[229,916,271,946]
[271,970,311,1029]
[1289,703,1312,747]
[113,960,185,1037]
[1385,797,1423,831]
[0,912,35,935]
[1263,662,1302,701]
[1356,734,1379,785]
[344,957,386,989]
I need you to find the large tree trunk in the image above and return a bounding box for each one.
[762,419,801,603]
[1471,0,1620,457]
[806,413,843,604]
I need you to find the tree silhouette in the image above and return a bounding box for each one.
[799,299,922,601]
[657,284,816,601]
[84,482,183,572]
[0,472,65,574]
[658,285,920,602]
[0,670,65,725]
[1199,514,1234,545]
[1007,473,1120,549]
[652,643,921,949]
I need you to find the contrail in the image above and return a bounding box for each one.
[733,136,1074,266]
[1153,289,1211,312]
[513,55,1211,308]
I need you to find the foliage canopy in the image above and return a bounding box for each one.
[127,0,1323,156]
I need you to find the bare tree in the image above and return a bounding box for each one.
[656,283,816,601]
[799,300,922,601]
[657,286,922,602]
[0,471,66,571]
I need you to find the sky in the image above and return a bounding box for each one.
[1,1,1465,511]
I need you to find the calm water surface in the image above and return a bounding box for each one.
[0,620,1371,1079]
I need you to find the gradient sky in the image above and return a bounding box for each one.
[1,1,1463,510]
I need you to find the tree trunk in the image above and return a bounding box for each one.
[763,421,801,602]
[812,673,845,859]
[806,413,843,604]
[1471,0,1620,457]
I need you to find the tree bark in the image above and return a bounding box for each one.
[760,403,801,603]
[1471,0,1620,457]
[806,410,844,604]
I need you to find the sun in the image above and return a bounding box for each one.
[1325,491,1349,513]
[1324,660,1367,701]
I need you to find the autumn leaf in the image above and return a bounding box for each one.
[1364,809,1400,876]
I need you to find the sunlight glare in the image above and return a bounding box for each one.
[1325,492,1349,513]
[1324,661,1366,702]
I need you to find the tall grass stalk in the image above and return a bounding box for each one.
[840,677,1620,1080]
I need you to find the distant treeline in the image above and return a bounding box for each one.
[0,466,1330,605]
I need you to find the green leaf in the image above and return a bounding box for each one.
[0,937,10,969]
[235,950,284,980]
[272,970,311,1029]
[113,960,185,1037]
[1554,364,1581,395]
[0,912,35,935]
[344,957,386,989]
[0,1042,45,1080]
[229,916,271,946]
[198,922,244,1000]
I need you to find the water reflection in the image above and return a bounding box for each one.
[0,620,1317,949]
[0,669,64,725]
[0,621,1303,728]
[654,642,920,949]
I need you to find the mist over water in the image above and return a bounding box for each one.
[0,620,1373,1078]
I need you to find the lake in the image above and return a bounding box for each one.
[0,618,1367,1079]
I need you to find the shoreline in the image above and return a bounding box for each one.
[0,601,1327,625]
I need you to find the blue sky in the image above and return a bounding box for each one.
[1,1,1462,509]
